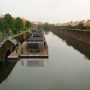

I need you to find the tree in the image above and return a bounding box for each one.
[22,18,26,29]
[15,17,23,33]
[43,22,50,30]
[4,14,14,35]
[77,23,84,29]
[25,20,31,29]
[0,18,5,37]
[10,19,16,34]
[84,20,90,29]
[0,18,3,32]
[0,13,32,36]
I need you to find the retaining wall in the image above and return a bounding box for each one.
[53,28,90,45]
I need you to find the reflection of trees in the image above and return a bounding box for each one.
[0,61,17,84]
[53,30,90,60]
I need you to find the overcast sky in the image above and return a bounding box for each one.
[0,0,90,23]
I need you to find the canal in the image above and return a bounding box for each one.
[0,31,90,90]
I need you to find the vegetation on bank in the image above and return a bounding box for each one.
[38,20,90,31]
[0,13,31,37]
[58,24,86,30]
[55,20,90,30]
[38,22,53,31]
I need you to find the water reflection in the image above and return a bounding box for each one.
[0,61,17,84]
[21,59,47,67]
[53,31,90,60]
[1,31,90,90]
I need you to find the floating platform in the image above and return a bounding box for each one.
[20,41,48,58]
[8,42,48,60]
[7,44,21,61]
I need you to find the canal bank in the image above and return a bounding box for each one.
[53,27,90,45]
[0,31,31,62]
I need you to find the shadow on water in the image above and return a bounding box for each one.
[0,61,17,84]
[52,31,90,60]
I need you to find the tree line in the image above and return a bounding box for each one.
[60,23,86,30]
[0,13,31,37]
[55,21,90,30]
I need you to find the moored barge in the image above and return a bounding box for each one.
[8,30,48,60]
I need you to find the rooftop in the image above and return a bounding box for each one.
[26,30,45,42]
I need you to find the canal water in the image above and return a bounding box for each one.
[0,32,90,90]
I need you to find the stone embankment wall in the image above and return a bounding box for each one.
[0,31,30,62]
[13,31,30,43]
[53,27,90,45]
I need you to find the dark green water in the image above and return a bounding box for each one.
[0,32,90,90]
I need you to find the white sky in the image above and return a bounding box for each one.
[0,0,90,23]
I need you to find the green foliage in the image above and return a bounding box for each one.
[15,17,23,33]
[0,18,4,32]
[4,14,12,27]
[25,20,31,29]
[0,18,6,37]
[0,14,16,36]
[0,13,32,37]
[4,14,14,33]
[42,23,50,30]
